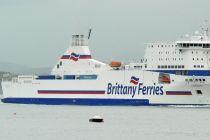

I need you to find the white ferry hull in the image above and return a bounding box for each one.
[2,71,210,106]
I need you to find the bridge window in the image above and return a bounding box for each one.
[195,44,198,47]
[203,44,210,48]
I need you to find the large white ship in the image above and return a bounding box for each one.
[2,26,210,106]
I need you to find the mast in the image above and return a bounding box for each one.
[88,28,92,39]
[201,20,209,37]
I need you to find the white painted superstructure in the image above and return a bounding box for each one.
[2,27,210,105]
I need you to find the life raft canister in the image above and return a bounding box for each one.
[109,61,122,67]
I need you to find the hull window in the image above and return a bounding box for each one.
[196,90,202,95]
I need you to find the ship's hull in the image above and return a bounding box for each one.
[2,70,210,106]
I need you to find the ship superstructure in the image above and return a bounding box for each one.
[132,27,210,76]
[1,26,210,105]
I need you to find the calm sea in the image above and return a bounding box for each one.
[0,100,210,140]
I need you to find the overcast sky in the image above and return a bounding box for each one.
[0,0,210,68]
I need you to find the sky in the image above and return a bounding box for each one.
[0,0,210,68]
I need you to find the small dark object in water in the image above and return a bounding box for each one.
[89,115,104,122]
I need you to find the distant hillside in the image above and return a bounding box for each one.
[0,71,17,95]
[0,62,51,75]
[0,62,52,95]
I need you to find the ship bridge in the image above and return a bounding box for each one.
[176,26,210,50]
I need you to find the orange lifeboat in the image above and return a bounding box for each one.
[160,75,171,84]
[109,61,122,67]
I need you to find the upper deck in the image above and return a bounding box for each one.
[133,25,210,76]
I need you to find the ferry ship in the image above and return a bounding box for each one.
[1,26,210,106]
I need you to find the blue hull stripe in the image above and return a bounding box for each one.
[1,98,209,106]
[150,70,210,76]
[1,98,149,106]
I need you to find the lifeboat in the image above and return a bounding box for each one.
[159,74,171,84]
[109,61,122,68]
[161,75,171,83]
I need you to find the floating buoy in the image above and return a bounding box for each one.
[89,115,104,123]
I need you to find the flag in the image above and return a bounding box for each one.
[130,76,139,85]
[70,53,80,61]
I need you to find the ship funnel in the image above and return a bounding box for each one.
[71,35,86,46]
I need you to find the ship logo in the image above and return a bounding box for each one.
[130,76,139,85]
[70,52,80,61]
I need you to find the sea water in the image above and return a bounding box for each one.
[0,100,210,140]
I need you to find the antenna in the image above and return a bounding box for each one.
[88,28,92,39]
[201,20,209,36]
